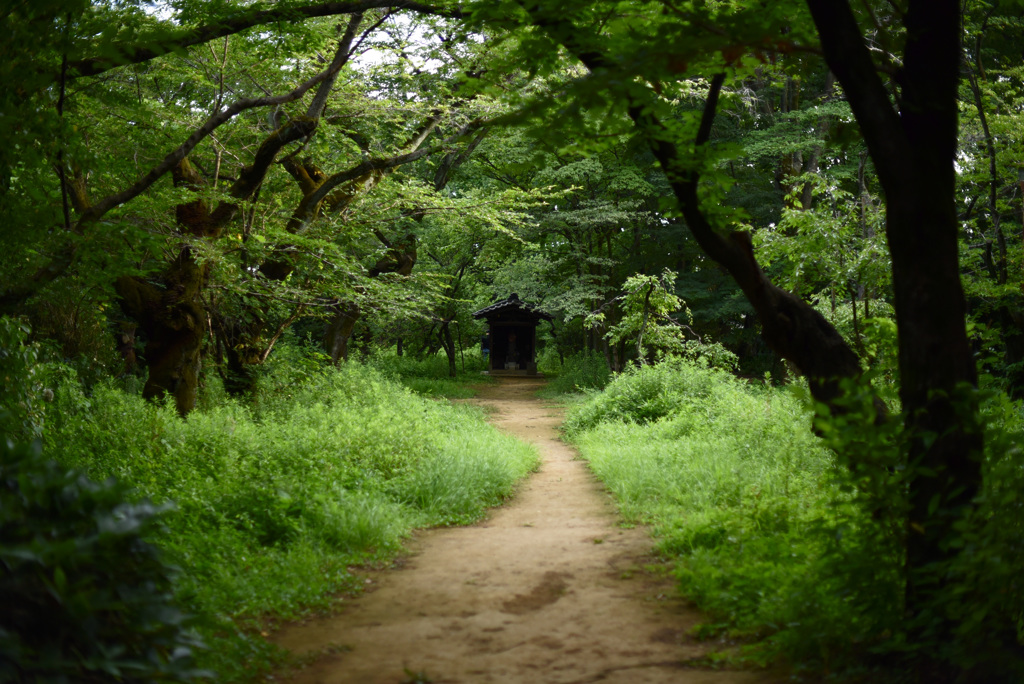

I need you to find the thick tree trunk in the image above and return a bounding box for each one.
[324,302,361,364]
[116,250,206,417]
[112,79,337,413]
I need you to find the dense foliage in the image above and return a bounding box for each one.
[2,0,1024,681]
[1,440,207,684]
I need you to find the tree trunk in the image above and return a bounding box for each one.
[215,317,260,397]
[440,320,457,378]
[115,250,206,417]
[807,0,984,663]
[324,302,361,364]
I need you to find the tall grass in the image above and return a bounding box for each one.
[368,348,493,398]
[546,350,611,394]
[567,359,1024,677]
[567,361,844,653]
[41,356,538,681]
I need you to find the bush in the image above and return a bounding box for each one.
[0,316,47,440]
[563,358,724,434]
[547,350,611,394]
[0,439,206,683]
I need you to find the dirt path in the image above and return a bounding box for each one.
[273,377,775,684]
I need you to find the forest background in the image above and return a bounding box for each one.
[1,0,1023,682]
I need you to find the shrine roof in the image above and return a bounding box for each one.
[471,293,553,321]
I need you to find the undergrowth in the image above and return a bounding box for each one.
[35,350,537,681]
[368,348,493,399]
[566,358,1024,679]
[544,350,611,395]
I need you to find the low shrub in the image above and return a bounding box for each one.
[0,439,207,683]
[547,350,611,394]
[562,358,724,433]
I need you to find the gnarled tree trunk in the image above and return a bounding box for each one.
[116,251,206,417]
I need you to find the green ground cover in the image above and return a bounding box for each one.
[564,359,1024,679]
[11,345,537,681]
[367,349,494,399]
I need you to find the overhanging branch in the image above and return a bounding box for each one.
[66,0,464,80]
[79,35,356,227]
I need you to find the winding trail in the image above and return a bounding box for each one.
[273,377,776,684]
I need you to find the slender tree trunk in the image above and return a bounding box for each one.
[850,286,865,357]
[441,320,457,378]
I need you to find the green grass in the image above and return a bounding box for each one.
[41,356,538,681]
[567,359,1024,678]
[367,348,495,398]
[568,363,845,642]
[543,350,611,396]
[565,361,880,672]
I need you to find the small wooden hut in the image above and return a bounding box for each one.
[472,293,553,375]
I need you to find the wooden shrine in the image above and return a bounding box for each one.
[472,293,553,375]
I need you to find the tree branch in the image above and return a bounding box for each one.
[66,0,464,80]
[306,14,365,119]
[79,36,356,227]
[804,0,914,198]
[517,1,867,407]
[305,116,485,214]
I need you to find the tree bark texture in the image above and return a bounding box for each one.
[324,302,361,364]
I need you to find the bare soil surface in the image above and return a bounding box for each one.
[273,377,777,684]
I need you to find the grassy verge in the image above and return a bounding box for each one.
[564,361,845,665]
[537,350,611,398]
[565,359,1024,678]
[41,356,538,681]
